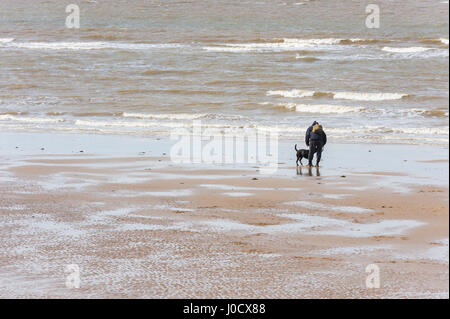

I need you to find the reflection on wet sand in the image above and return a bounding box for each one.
[296,165,320,176]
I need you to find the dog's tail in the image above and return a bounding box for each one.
[295,144,298,151]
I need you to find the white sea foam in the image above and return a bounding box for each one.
[283,103,366,113]
[0,38,14,43]
[341,125,449,136]
[75,119,186,128]
[122,112,207,120]
[440,38,449,45]
[3,113,448,143]
[75,117,246,130]
[203,38,351,52]
[2,112,448,146]
[282,38,342,45]
[267,89,316,98]
[203,37,384,53]
[387,126,450,135]
[281,106,445,117]
[0,114,65,123]
[71,119,449,141]
[267,89,409,101]
[382,46,433,53]
[0,41,184,51]
[332,92,409,101]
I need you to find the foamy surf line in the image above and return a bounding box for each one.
[1,113,448,144]
[381,46,449,59]
[267,89,410,101]
[0,40,186,50]
[0,114,65,123]
[382,46,433,53]
[0,37,373,52]
[121,112,243,121]
[279,103,449,117]
[202,37,385,52]
[202,38,449,56]
[122,112,207,120]
[281,103,366,113]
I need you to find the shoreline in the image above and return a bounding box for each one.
[1,130,448,186]
[1,127,449,148]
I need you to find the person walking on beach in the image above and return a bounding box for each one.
[305,121,327,167]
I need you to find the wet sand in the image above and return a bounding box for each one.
[0,133,448,298]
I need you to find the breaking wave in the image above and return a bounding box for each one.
[267,89,318,98]
[1,112,447,145]
[122,112,208,120]
[278,103,449,117]
[332,92,409,101]
[267,89,409,101]
[382,46,433,53]
[0,114,65,123]
[203,38,379,52]
[0,41,185,51]
[0,38,14,43]
[281,103,366,113]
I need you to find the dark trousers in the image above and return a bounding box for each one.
[308,140,323,165]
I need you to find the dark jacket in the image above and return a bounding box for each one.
[305,121,327,146]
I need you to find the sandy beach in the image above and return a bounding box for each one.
[1,0,448,300]
[0,132,448,298]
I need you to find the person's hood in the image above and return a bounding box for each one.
[312,121,318,126]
